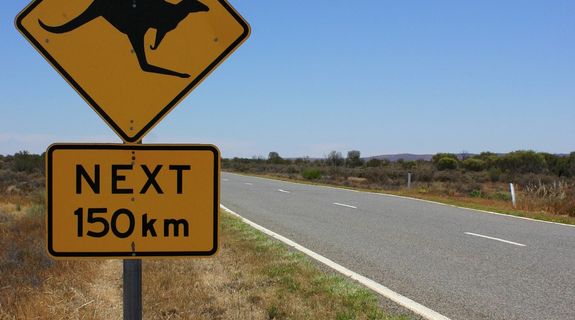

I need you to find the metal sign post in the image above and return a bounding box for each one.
[123,259,142,320]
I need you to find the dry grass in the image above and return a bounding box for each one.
[0,202,122,320]
[391,189,575,225]
[142,212,410,320]
[518,180,575,217]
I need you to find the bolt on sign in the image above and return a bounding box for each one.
[46,144,219,258]
[16,0,250,143]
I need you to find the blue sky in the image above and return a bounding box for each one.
[1,0,574,158]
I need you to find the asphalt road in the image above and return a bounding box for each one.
[221,172,575,320]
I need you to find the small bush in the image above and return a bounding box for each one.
[488,168,502,182]
[469,189,482,198]
[490,191,511,201]
[463,158,485,172]
[302,168,322,180]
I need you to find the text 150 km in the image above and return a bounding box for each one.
[73,207,189,238]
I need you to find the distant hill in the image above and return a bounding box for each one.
[365,152,571,162]
[365,154,434,162]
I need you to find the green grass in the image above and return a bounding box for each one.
[222,210,413,320]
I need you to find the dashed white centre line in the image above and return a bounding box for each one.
[222,178,229,182]
[278,189,291,194]
[244,182,253,186]
[464,232,526,247]
[333,202,357,209]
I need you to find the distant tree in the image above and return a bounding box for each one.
[568,152,575,177]
[437,157,458,170]
[541,153,568,177]
[294,157,311,165]
[497,150,547,174]
[432,153,459,170]
[11,151,43,173]
[326,151,344,167]
[366,158,383,167]
[252,155,266,162]
[268,151,284,164]
[462,158,485,172]
[432,153,458,165]
[346,150,363,168]
[460,151,471,160]
[475,152,499,169]
[401,160,416,170]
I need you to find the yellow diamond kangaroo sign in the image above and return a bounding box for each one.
[16,0,250,142]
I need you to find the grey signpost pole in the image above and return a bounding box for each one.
[124,140,142,320]
[123,259,142,320]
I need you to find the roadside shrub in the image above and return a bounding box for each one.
[488,168,502,182]
[413,166,434,183]
[469,189,482,198]
[490,191,511,201]
[302,168,322,180]
[434,170,461,182]
[286,165,299,174]
[455,180,482,195]
[469,171,490,183]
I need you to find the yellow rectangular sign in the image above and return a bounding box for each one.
[46,144,219,258]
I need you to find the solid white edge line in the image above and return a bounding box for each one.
[464,232,526,247]
[223,172,574,228]
[220,204,451,320]
[333,202,357,209]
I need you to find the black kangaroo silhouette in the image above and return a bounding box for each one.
[39,0,209,78]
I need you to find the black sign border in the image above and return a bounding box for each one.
[16,0,250,143]
[46,144,220,258]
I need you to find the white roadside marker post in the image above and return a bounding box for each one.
[510,183,517,208]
